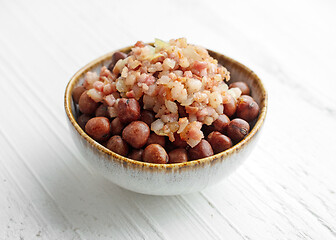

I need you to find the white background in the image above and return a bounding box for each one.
[1,0,336,239]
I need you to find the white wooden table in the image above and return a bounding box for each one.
[1,0,336,239]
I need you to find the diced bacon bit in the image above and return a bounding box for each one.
[158,85,167,95]
[197,107,216,122]
[204,116,214,125]
[177,117,189,134]
[93,81,104,92]
[87,88,104,102]
[111,92,120,101]
[217,66,230,81]
[110,82,117,92]
[103,83,114,95]
[168,72,177,80]
[83,72,99,89]
[208,63,217,74]
[140,83,149,91]
[121,67,128,78]
[180,121,204,147]
[162,124,171,134]
[179,57,190,68]
[185,106,199,114]
[126,72,138,85]
[138,73,156,86]
[209,106,217,114]
[133,85,144,100]
[155,105,168,118]
[174,70,183,77]
[100,66,114,80]
[99,76,107,83]
[206,107,216,116]
[196,108,209,118]
[151,54,165,64]
[204,76,217,90]
[146,75,156,85]
[135,41,145,48]
[128,58,141,70]
[200,69,207,77]
[113,59,127,75]
[167,122,179,132]
[164,88,173,101]
[191,61,208,77]
[188,121,203,139]
[103,94,116,107]
[189,114,197,122]
[138,73,148,83]
[183,70,193,78]
[151,119,165,132]
[107,106,118,118]
[139,66,148,73]
[126,90,135,98]
[228,87,242,100]
[193,92,208,103]
[132,47,142,56]
[161,113,179,123]
[163,58,176,70]
[144,84,159,97]
[165,100,178,113]
[193,61,207,69]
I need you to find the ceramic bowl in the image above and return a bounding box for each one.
[64,45,267,195]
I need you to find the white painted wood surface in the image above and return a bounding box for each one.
[1,0,336,239]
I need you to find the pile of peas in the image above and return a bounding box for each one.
[72,52,260,164]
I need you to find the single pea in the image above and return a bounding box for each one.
[122,121,150,149]
[140,110,155,126]
[226,118,250,142]
[77,114,92,130]
[229,81,251,95]
[72,85,86,104]
[117,98,141,124]
[172,133,188,148]
[128,149,144,161]
[95,104,109,118]
[146,133,166,147]
[85,117,111,142]
[108,51,128,71]
[110,117,124,136]
[213,114,230,133]
[207,131,232,154]
[168,148,188,164]
[223,94,237,118]
[106,135,129,156]
[142,144,169,164]
[188,139,214,160]
[236,95,259,122]
[79,91,99,114]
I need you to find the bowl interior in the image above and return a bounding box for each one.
[64,46,267,168]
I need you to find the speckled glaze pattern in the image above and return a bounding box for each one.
[64,45,268,195]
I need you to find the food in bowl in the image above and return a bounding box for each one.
[72,38,260,164]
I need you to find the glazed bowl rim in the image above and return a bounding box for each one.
[64,45,268,170]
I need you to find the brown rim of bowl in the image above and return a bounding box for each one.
[64,45,268,170]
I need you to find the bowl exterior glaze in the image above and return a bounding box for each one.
[64,46,267,195]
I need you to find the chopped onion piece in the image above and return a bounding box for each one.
[151,119,165,132]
